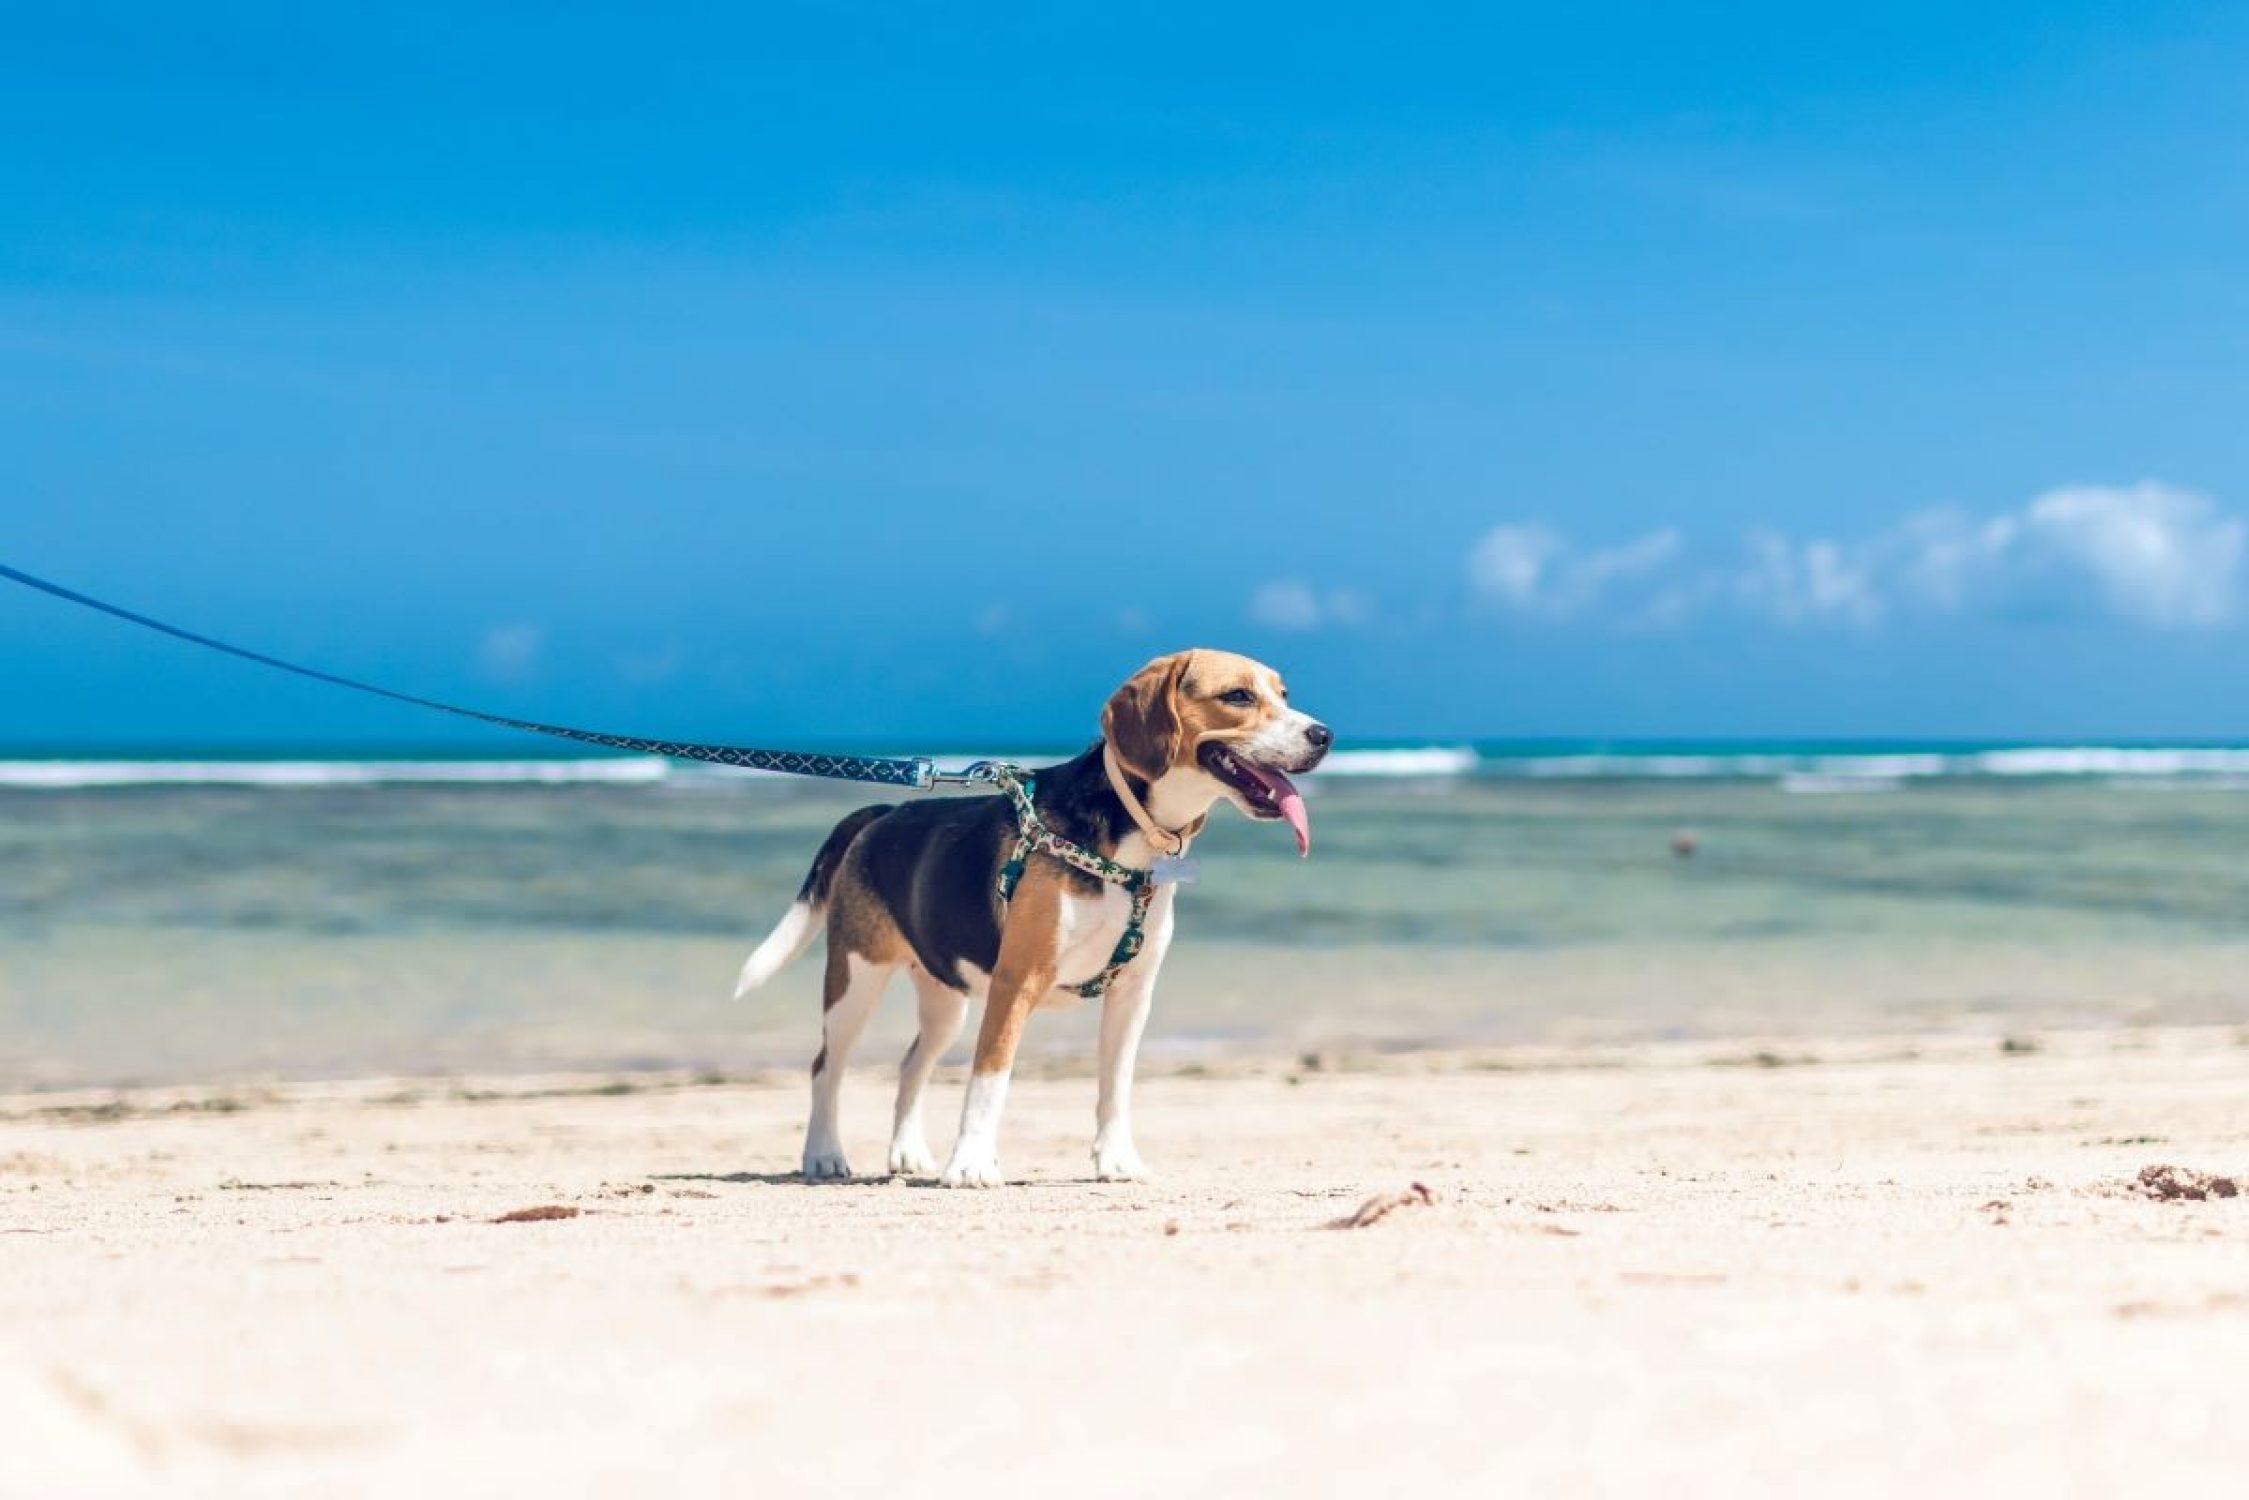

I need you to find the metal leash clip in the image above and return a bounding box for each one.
[920,759,1005,789]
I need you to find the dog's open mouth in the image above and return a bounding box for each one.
[1197,742,1311,857]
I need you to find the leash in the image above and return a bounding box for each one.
[0,560,993,790]
[2,559,1169,991]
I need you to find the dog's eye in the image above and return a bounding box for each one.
[1219,689,1257,708]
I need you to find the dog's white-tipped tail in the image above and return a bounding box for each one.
[734,900,820,998]
[736,801,890,1000]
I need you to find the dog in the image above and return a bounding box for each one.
[731,648,1332,1187]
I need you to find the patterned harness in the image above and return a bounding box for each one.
[985,763,1155,999]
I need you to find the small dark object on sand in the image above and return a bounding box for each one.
[1670,830,1699,859]
[1328,1182,1437,1229]
[2134,1165,2239,1202]
[492,1204,581,1224]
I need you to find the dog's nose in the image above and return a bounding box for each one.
[1305,721,1333,750]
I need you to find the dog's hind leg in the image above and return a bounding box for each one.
[802,947,891,1180]
[888,970,969,1177]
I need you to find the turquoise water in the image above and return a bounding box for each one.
[4,759,2249,1087]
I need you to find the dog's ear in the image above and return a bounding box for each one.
[1103,652,1192,781]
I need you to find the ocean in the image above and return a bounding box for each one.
[5,742,2248,1088]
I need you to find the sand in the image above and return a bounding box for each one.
[5,1027,2247,1497]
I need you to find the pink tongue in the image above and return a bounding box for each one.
[1230,756,1313,857]
[1277,788,1311,857]
[1240,763,1311,857]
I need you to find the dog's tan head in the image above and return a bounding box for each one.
[1102,649,1332,854]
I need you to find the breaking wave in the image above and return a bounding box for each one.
[8,743,2249,790]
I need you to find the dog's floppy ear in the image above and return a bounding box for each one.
[1103,651,1192,781]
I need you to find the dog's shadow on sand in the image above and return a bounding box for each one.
[655,1171,881,1189]
[653,1171,1119,1191]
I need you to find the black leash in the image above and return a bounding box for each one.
[0,560,979,789]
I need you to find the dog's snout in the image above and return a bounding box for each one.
[1305,721,1333,751]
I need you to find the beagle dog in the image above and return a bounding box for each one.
[731,649,1332,1187]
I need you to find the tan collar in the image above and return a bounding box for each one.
[1101,740,1191,858]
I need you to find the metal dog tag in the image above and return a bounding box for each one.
[1150,854,1200,887]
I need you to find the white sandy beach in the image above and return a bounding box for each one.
[6,1026,2246,1497]
[14,4,2249,1495]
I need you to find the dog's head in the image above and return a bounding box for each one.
[1101,649,1332,855]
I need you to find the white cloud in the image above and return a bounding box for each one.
[1887,508,2018,611]
[2018,483,2241,627]
[1575,529,1684,594]
[1734,531,1884,626]
[1843,482,2241,629]
[1248,580,1373,632]
[474,623,543,682]
[1248,581,1320,631]
[1325,588,1375,626]
[1468,525,1681,618]
[1459,481,2241,633]
[1467,525,1565,610]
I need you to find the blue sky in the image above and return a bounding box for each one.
[7,2,2249,747]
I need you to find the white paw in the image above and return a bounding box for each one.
[938,1142,1004,1189]
[1092,1138,1148,1182]
[801,1149,853,1180]
[887,1136,937,1176]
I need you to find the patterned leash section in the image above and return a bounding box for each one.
[0,561,937,789]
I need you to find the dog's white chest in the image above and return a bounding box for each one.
[1050,882,1139,989]
[951,880,1173,1003]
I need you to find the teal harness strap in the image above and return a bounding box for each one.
[987,765,1155,999]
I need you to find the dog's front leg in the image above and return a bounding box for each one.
[1093,890,1172,1182]
[939,874,1059,1189]
[938,977,1043,1188]
[1091,979,1153,1182]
